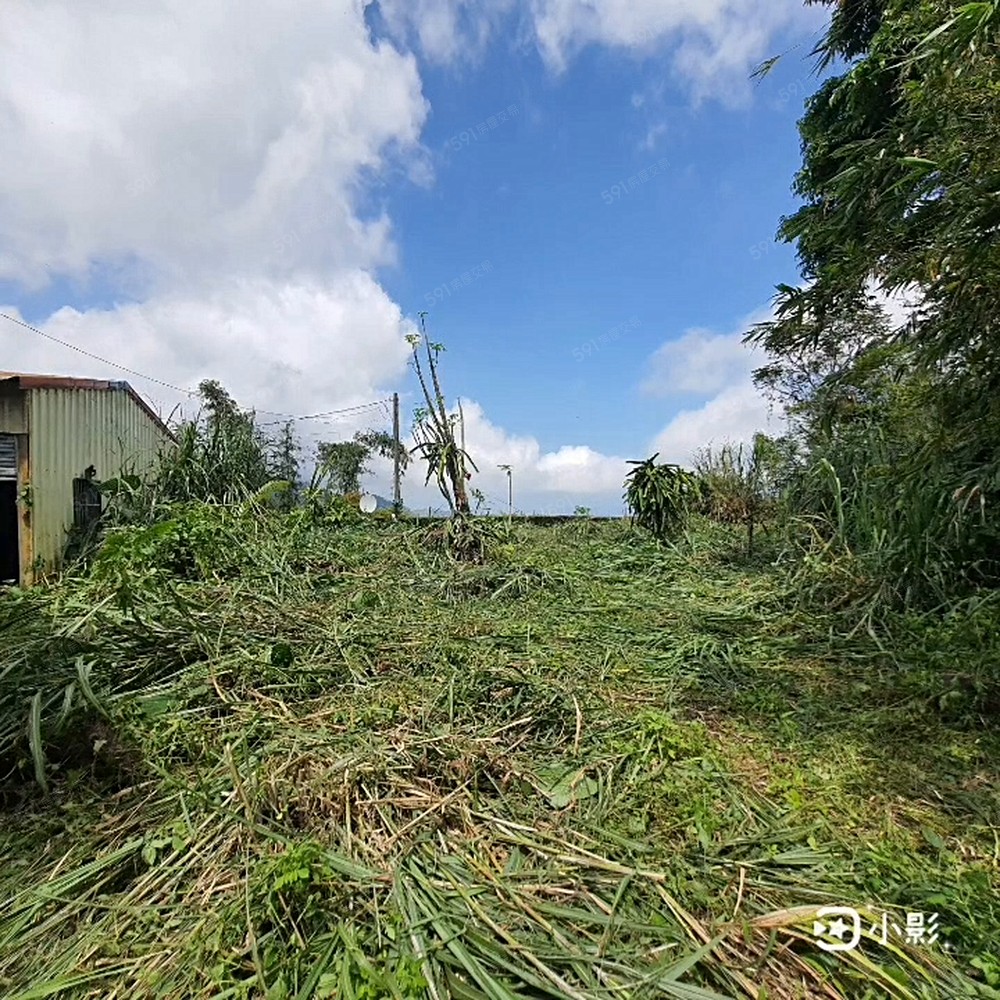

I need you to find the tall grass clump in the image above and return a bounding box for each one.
[692,435,797,556]
[154,380,279,503]
[744,318,1000,711]
[782,392,1000,611]
[62,381,309,577]
[97,379,302,533]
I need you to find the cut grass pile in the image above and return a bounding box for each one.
[1,515,998,999]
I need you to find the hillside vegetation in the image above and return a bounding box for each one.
[2,507,998,998]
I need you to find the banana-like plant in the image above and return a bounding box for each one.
[407,317,477,515]
[624,455,701,541]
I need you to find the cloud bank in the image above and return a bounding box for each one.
[643,308,784,467]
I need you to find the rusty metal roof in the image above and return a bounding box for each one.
[0,371,176,440]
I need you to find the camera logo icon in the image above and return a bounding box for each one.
[812,907,862,953]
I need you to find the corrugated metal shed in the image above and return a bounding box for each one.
[0,372,175,583]
[0,380,27,433]
[0,372,172,434]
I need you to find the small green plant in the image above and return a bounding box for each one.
[470,487,489,514]
[624,455,700,542]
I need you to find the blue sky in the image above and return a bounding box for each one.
[380,36,813,457]
[0,0,830,514]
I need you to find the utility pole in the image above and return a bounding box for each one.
[498,464,512,518]
[392,391,402,514]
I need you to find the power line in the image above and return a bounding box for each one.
[257,400,390,427]
[473,490,513,513]
[1,310,394,428]
[0,310,197,396]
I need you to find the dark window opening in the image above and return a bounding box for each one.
[0,481,17,585]
[0,435,18,585]
[73,476,103,530]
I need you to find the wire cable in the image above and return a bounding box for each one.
[1,310,394,429]
[0,310,197,396]
[257,400,390,427]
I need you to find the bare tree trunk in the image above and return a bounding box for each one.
[450,453,470,513]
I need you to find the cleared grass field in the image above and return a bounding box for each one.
[1,515,998,998]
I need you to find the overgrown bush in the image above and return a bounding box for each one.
[95,381,299,536]
[92,503,254,591]
[156,380,278,504]
[748,0,1000,614]
[693,435,799,555]
[624,456,700,542]
[777,364,1000,608]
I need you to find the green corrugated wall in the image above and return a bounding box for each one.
[27,386,172,575]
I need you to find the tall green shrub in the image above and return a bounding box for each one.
[100,382,299,530]
[749,0,1000,607]
[624,456,700,542]
[693,435,797,555]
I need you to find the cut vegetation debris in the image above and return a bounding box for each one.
[1,515,998,999]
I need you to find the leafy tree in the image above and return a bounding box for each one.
[753,0,999,386]
[752,302,895,439]
[355,429,410,481]
[314,430,409,497]
[748,0,1000,601]
[314,441,369,496]
[269,421,300,510]
[762,1,1000,367]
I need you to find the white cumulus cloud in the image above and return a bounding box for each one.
[643,306,785,466]
[370,0,824,103]
[649,381,780,466]
[530,0,822,102]
[642,306,771,396]
[2,273,415,421]
[372,0,517,65]
[0,0,427,289]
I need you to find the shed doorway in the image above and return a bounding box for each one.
[0,435,19,585]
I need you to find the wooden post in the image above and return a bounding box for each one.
[392,392,401,513]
